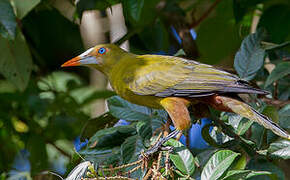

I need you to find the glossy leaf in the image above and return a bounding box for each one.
[81,113,119,139]
[0,30,33,91]
[237,119,253,135]
[279,104,290,129]
[201,150,240,180]
[247,159,284,180]
[136,114,164,141]
[262,106,279,123]
[234,30,265,80]
[65,161,91,180]
[263,41,290,51]
[88,126,136,148]
[265,62,290,87]
[123,0,144,22]
[121,135,144,163]
[165,139,195,176]
[79,147,121,165]
[267,139,290,159]
[232,154,247,170]
[12,0,41,19]
[222,170,271,180]
[108,96,166,122]
[0,0,16,39]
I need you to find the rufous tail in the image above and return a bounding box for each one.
[219,96,290,140]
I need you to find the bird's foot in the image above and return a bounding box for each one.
[139,129,180,159]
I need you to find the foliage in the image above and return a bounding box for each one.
[0,0,290,179]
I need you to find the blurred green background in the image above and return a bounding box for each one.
[0,0,290,179]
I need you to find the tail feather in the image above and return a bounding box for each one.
[250,108,290,140]
[219,96,290,140]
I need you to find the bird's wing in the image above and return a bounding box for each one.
[128,55,267,97]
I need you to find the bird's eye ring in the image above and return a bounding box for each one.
[98,47,106,55]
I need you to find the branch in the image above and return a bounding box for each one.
[47,141,71,158]
[190,0,222,28]
[114,28,141,46]
[261,97,290,108]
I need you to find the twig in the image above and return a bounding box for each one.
[273,82,278,100]
[143,168,153,180]
[190,0,222,28]
[102,159,142,172]
[125,165,141,175]
[157,152,162,170]
[165,151,170,176]
[114,28,141,46]
[261,97,290,108]
[47,141,71,158]
[84,176,134,180]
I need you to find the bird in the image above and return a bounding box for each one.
[62,44,290,156]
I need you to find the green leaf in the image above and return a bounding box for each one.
[121,135,144,163]
[232,154,247,170]
[279,104,290,129]
[196,149,218,169]
[247,159,284,180]
[88,126,136,148]
[11,0,40,19]
[234,30,265,80]
[79,147,121,165]
[0,30,33,91]
[38,71,82,92]
[246,171,272,179]
[123,0,144,22]
[165,139,195,176]
[108,96,166,122]
[81,113,119,139]
[22,8,84,66]
[267,139,290,159]
[233,0,264,23]
[262,106,279,123]
[202,125,220,148]
[262,41,290,51]
[0,0,16,39]
[237,118,253,135]
[201,150,240,180]
[222,170,271,180]
[259,4,290,43]
[136,113,164,141]
[196,0,241,64]
[265,62,290,87]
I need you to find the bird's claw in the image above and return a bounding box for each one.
[139,130,180,159]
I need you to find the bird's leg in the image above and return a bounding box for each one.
[140,129,181,158]
[140,97,191,159]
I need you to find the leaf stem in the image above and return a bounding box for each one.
[190,0,222,28]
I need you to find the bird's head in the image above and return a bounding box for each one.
[61,44,128,73]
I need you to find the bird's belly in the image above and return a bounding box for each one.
[117,89,163,109]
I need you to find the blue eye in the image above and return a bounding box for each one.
[98,47,106,54]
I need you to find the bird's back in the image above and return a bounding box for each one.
[120,55,268,98]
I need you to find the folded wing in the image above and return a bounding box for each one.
[129,55,268,97]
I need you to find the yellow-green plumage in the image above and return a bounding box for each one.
[62,44,290,140]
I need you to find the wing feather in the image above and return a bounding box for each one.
[128,55,268,97]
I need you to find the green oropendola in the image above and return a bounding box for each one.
[62,44,290,156]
